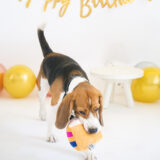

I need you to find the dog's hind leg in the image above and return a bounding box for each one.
[38,78,50,121]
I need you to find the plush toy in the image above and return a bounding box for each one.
[66,118,102,151]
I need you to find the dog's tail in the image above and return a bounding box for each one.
[37,23,53,57]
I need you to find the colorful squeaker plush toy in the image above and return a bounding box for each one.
[66,118,102,151]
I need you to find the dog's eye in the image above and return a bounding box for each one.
[94,108,99,112]
[79,111,86,116]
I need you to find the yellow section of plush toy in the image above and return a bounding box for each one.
[67,123,102,151]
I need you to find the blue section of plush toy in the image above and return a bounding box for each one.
[70,141,77,147]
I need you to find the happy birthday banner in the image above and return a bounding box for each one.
[18,0,152,18]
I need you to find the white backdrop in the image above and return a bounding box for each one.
[0,0,159,75]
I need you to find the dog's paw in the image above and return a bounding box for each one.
[39,112,47,121]
[85,153,97,160]
[47,135,56,143]
[85,156,97,160]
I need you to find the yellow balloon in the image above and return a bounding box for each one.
[131,67,160,103]
[3,65,36,98]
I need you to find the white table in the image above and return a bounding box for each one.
[91,65,144,108]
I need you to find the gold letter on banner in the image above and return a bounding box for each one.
[44,0,70,17]
[91,0,118,9]
[106,0,118,8]
[92,0,106,8]
[80,0,92,18]
[59,0,70,17]
[44,0,52,11]
[23,0,32,8]
[52,0,60,8]
[118,0,134,5]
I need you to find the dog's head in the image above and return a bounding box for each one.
[55,82,103,134]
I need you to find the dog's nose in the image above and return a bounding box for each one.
[88,128,98,134]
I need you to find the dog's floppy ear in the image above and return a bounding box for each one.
[55,93,74,129]
[99,95,104,126]
[87,86,104,126]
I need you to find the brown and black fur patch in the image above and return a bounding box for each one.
[39,53,88,94]
[37,27,88,94]
[50,77,64,106]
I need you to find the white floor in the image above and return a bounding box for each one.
[0,90,160,160]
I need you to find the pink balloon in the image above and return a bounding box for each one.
[0,64,6,73]
[0,64,6,91]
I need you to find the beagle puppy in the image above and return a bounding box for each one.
[37,24,103,160]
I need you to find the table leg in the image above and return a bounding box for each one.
[103,82,113,108]
[123,81,134,108]
[110,82,116,103]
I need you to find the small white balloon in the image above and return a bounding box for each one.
[135,61,158,69]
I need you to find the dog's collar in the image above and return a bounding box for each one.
[64,76,88,97]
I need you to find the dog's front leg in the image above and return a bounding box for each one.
[84,149,97,160]
[47,106,57,143]
[47,92,64,143]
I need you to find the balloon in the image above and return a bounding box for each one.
[0,64,6,91]
[131,67,160,103]
[0,74,3,91]
[3,65,36,98]
[135,61,158,69]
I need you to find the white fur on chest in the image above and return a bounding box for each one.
[48,92,65,121]
[67,77,87,93]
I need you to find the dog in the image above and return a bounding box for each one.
[36,24,103,160]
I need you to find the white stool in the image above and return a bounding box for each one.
[91,65,144,108]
